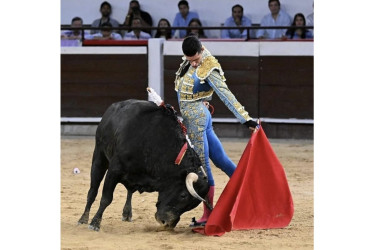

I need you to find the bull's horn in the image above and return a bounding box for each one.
[185,173,205,203]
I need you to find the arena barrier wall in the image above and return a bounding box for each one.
[61,39,313,139]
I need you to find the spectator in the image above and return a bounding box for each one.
[285,13,313,39]
[154,18,172,39]
[256,0,292,39]
[186,18,207,38]
[61,17,92,40]
[221,4,252,39]
[172,0,199,38]
[123,0,153,35]
[91,1,120,34]
[124,17,151,40]
[90,22,122,40]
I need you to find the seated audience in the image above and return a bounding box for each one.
[91,1,120,34]
[256,0,292,39]
[124,17,152,40]
[61,17,91,40]
[186,18,207,38]
[172,0,199,38]
[123,0,153,35]
[154,18,172,39]
[285,13,313,39]
[221,4,252,39]
[89,22,122,40]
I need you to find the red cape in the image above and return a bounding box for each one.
[193,127,294,236]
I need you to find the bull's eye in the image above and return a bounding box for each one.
[180,193,187,199]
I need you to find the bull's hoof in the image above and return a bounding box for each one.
[77,220,87,225]
[122,207,132,222]
[88,224,100,231]
[88,217,101,231]
[122,215,132,222]
[78,214,89,225]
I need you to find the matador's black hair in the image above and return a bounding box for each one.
[182,35,202,57]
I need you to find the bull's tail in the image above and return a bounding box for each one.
[88,146,109,201]
[78,146,109,224]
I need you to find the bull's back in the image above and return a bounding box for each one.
[95,99,162,157]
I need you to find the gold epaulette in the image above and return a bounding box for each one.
[175,58,189,91]
[196,56,224,81]
[175,58,188,77]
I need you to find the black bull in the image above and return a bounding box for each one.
[78,99,209,231]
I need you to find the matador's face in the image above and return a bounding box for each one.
[185,47,205,68]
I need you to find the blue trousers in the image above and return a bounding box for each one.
[180,102,236,186]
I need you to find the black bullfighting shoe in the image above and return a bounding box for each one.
[189,217,206,227]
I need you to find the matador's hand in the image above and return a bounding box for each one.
[245,119,260,132]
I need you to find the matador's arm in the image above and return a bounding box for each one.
[206,70,253,124]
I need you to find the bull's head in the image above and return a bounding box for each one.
[155,168,209,228]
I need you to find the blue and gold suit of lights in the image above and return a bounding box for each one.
[175,46,252,185]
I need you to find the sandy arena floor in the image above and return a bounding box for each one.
[61,136,313,250]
